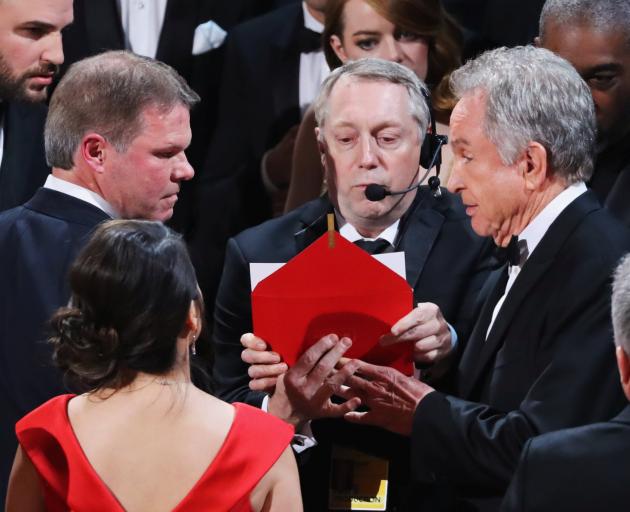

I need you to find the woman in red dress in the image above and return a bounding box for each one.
[6,219,302,512]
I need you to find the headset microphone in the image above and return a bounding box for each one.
[365,85,446,202]
[365,133,447,202]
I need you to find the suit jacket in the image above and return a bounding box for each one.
[411,191,630,511]
[191,2,308,332]
[501,404,630,512]
[212,189,494,511]
[0,188,110,503]
[0,102,49,212]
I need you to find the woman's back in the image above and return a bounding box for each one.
[68,382,234,512]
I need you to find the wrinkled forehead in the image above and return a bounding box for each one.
[326,76,415,124]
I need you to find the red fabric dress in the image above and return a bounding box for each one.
[16,395,294,511]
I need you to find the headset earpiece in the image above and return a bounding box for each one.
[419,87,447,197]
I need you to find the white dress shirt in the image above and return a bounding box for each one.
[486,181,588,339]
[118,0,168,59]
[298,2,329,116]
[44,174,118,218]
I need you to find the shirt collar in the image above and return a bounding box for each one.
[336,210,400,246]
[44,174,119,218]
[302,1,324,33]
[518,181,587,262]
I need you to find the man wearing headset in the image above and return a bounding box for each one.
[212,58,493,511]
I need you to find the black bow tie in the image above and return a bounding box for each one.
[492,236,529,268]
[298,26,322,54]
[354,238,392,255]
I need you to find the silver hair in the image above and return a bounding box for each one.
[45,51,199,170]
[313,58,430,140]
[539,0,630,45]
[612,254,630,355]
[449,46,596,183]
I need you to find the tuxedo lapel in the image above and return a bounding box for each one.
[293,197,332,253]
[458,266,508,398]
[156,0,198,78]
[84,0,124,51]
[396,192,445,289]
[458,191,601,398]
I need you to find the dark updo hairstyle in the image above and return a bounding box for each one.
[323,0,463,120]
[50,219,201,392]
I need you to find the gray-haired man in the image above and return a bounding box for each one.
[218,58,493,511]
[342,46,630,511]
[0,50,197,501]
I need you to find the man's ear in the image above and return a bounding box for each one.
[521,141,548,191]
[80,133,109,174]
[534,35,541,47]
[616,346,630,401]
[329,34,348,64]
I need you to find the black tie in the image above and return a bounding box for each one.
[492,236,528,268]
[354,238,392,255]
[298,26,322,54]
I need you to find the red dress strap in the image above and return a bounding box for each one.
[16,394,125,511]
[176,402,294,511]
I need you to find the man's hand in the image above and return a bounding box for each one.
[380,302,452,364]
[266,334,361,427]
[344,361,434,436]
[241,333,288,394]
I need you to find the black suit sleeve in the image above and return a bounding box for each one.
[212,237,266,407]
[411,263,623,491]
[500,438,532,512]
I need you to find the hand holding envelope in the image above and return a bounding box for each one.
[242,332,361,427]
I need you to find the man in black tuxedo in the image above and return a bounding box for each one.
[502,254,630,512]
[0,51,197,502]
[191,0,328,326]
[216,59,493,510]
[0,0,73,212]
[340,46,630,511]
[537,0,630,226]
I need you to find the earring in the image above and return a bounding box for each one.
[190,335,197,356]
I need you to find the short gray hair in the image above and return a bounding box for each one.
[449,46,596,183]
[313,58,430,140]
[539,0,630,46]
[45,51,200,169]
[612,254,630,355]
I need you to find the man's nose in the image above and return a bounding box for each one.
[173,153,195,181]
[358,137,378,169]
[446,162,463,193]
[41,32,64,67]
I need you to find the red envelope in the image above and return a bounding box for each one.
[251,232,414,374]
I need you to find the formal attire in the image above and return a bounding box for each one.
[0,102,49,212]
[15,395,293,511]
[212,189,494,510]
[589,132,630,227]
[410,189,630,511]
[191,2,326,327]
[58,0,292,234]
[0,184,111,503]
[501,404,630,512]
